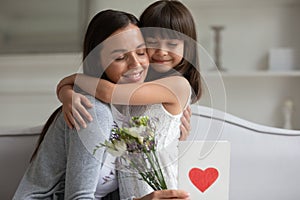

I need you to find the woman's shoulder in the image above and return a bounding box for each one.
[85,95,109,107]
[84,95,112,119]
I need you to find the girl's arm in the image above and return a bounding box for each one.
[57,73,192,131]
[70,74,190,115]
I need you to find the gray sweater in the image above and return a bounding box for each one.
[13,96,118,200]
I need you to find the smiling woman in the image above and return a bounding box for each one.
[0,0,87,54]
[99,24,148,84]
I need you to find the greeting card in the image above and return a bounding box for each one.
[178,141,230,199]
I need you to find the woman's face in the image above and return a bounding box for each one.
[100,24,149,84]
[145,37,184,73]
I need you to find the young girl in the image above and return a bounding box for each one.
[56,1,201,199]
[14,9,189,200]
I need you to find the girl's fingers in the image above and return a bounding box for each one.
[72,108,86,129]
[179,110,191,140]
[67,111,80,131]
[77,104,93,122]
[187,105,192,116]
[179,124,188,141]
[181,115,191,132]
[60,91,93,130]
[73,117,81,131]
[183,108,191,123]
[63,112,73,129]
[71,94,93,125]
[81,95,93,108]
[78,96,93,122]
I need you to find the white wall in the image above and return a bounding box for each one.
[183,0,300,129]
[89,0,299,70]
[0,0,299,130]
[200,75,300,129]
[0,53,81,128]
[189,2,300,71]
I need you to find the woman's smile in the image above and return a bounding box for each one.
[122,69,146,82]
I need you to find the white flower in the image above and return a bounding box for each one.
[137,136,144,144]
[127,126,146,144]
[105,140,126,157]
[128,126,146,138]
[115,140,127,152]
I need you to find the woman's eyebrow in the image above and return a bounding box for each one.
[110,49,126,54]
[136,43,146,48]
[110,43,146,55]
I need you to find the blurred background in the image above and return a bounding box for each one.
[0,0,299,129]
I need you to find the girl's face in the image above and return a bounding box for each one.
[145,37,184,73]
[100,24,149,84]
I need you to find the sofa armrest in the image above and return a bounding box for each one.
[0,126,42,200]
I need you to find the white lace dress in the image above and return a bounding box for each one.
[115,101,189,200]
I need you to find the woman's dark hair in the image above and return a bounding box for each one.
[140,0,202,103]
[31,10,139,161]
[83,10,139,79]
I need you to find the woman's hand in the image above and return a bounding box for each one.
[135,190,190,200]
[58,85,93,130]
[179,105,192,141]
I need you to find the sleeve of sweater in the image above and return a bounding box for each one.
[64,96,116,199]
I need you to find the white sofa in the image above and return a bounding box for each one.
[1,105,300,200]
[188,105,300,200]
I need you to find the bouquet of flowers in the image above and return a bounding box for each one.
[94,116,167,190]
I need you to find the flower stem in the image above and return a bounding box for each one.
[145,151,167,190]
[152,151,167,189]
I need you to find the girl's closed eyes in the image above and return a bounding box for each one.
[146,37,182,49]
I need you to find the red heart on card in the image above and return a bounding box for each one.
[188,167,219,192]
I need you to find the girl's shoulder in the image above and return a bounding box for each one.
[155,76,191,94]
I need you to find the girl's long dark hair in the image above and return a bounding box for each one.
[140,0,202,103]
[30,10,139,161]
